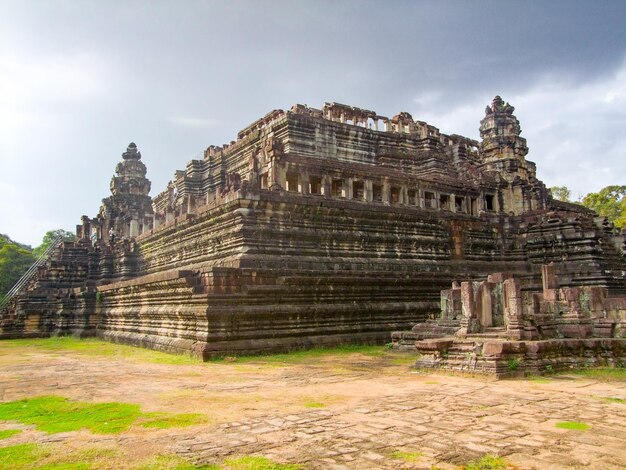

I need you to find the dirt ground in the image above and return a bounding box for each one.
[0,341,625,469]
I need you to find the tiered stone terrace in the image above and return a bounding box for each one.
[1,96,624,362]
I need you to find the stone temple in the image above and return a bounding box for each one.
[1,96,625,371]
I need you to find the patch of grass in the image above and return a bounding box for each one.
[527,375,551,383]
[36,446,118,469]
[390,450,423,462]
[390,354,419,366]
[568,367,626,381]
[0,396,208,435]
[0,338,394,368]
[461,454,509,469]
[0,443,49,468]
[0,396,141,434]
[555,421,590,431]
[0,429,21,439]
[0,337,202,365]
[211,345,386,365]
[597,396,626,404]
[303,402,325,408]
[222,456,302,470]
[506,358,519,371]
[136,453,218,469]
[470,405,489,411]
[140,412,208,429]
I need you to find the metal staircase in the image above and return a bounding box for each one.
[0,235,65,313]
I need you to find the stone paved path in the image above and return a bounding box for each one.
[0,345,625,469]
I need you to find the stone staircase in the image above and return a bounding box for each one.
[467,326,508,340]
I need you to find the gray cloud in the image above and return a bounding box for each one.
[1,0,625,246]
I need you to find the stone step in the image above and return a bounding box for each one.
[467,333,507,339]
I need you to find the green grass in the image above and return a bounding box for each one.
[140,412,208,429]
[136,454,218,469]
[555,421,590,431]
[598,396,626,404]
[210,344,387,364]
[0,444,209,470]
[37,446,118,469]
[568,367,626,381]
[0,337,202,365]
[0,429,21,439]
[506,358,519,371]
[0,396,141,434]
[462,454,509,469]
[0,396,207,435]
[303,402,325,408]
[527,375,551,383]
[389,450,423,462]
[390,353,419,366]
[222,456,302,470]
[137,455,302,470]
[0,443,48,469]
[0,337,393,367]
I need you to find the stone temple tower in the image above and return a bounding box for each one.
[479,95,528,164]
[478,96,546,214]
[99,142,153,241]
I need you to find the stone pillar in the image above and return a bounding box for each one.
[81,216,91,241]
[129,219,139,238]
[382,181,390,204]
[450,194,457,213]
[321,176,331,197]
[364,180,373,202]
[457,282,480,336]
[479,282,493,328]
[504,278,524,339]
[299,173,308,195]
[343,178,352,199]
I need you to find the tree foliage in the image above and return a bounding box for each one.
[0,234,35,298]
[581,185,626,229]
[32,229,76,258]
[549,186,572,202]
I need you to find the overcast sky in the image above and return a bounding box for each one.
[1,0,625,247]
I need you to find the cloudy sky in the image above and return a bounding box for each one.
[1,0,625,247]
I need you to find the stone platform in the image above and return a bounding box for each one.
[393,265,626,377]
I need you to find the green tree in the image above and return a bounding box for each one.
[550,186,571,202]
[33,229,76,258]
[0,235,35,300]
[581,185,626,229]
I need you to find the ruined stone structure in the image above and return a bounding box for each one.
[1,96,625,360]
[392,264,626,377]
